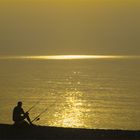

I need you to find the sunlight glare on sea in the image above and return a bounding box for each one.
[0,55,140,130]
[0,55,140,60]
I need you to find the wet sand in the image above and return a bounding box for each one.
[0,124,140,140]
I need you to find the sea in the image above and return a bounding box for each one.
[0,55,140,130]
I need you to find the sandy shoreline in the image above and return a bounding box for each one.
[0,124,140,140]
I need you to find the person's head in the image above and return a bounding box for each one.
[17,101,22,107]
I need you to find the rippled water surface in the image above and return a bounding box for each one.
[0,56,140,130]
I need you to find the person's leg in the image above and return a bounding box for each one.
[25,114,32,124]
[14,117,26,126]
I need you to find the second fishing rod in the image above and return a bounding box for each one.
[31,101,57,123]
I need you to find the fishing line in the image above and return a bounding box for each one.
[31,100,58,123]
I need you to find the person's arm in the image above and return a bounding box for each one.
[21,108,29,116]
[21,108,25,115]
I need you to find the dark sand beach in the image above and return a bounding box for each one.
[0,124,140,140]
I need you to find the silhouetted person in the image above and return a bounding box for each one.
[13,101,33,126]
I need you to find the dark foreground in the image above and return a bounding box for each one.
[0,124,140,140]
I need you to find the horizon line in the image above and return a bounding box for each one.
[0,55,140,60]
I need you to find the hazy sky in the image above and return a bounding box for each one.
[0,0,140,55]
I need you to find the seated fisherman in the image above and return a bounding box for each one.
[13,101,33,126]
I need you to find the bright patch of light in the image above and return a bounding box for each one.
[0,55,140,60]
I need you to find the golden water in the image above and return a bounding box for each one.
[0,55,140,130]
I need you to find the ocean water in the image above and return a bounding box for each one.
[0,57,140,130]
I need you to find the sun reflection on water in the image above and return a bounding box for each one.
[0,55,140,60]
[61,95,84,127]
[49,91,86,128]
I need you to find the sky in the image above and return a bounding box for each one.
[0,0,140,55]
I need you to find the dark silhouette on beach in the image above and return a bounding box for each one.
[0,101,135,140]
[13,101,33,126]
[0,124,140,140]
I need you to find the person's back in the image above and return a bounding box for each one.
[13,101,32,126]
[13,104,24,123]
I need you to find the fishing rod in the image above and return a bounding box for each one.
[26,96,45,113]
[31,108,48,123]
[31,101,57,123]
[26,100,40,113]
